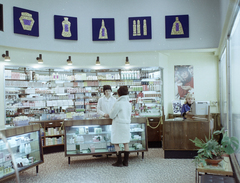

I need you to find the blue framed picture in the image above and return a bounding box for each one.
[13,6,39,37]
[128,16,152,40]
[165,15,189,39]
[0,4,3,31]
[54,15,78,40]
[92,18,115,41]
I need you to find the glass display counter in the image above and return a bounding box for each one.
[0,124,44,181]
[64,117,147,164]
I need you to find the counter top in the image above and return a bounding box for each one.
[64,117,147,126]
[0,124,40,138]
[165,118,209,122]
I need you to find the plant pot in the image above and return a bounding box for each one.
[221,153,230,158]
[205,158,223,166]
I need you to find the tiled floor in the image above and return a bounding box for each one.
[4,148,196,183]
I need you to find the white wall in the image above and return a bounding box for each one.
[0,0,222,53]
[0,0,222,120]
[167,51,219,114]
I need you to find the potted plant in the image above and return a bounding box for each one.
[190,128,239,166]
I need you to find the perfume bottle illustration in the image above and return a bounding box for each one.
[99,20,108,39]
[171,17,184,35]
[62,17,72,37]
[133,20,137,36]
[143,19,147,36]
[19,12,35,31]
[137,20,141,36]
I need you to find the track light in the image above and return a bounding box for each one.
[2,50,10,61]
[67,56,72,65]
[125,57,130,65]
[36,54,43,64]
[96,56,100,65]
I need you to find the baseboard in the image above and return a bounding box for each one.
[148,141,162,148]
[164,150,197,159]
[43,146,64,154]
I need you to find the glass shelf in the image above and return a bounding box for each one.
[66,132,111,136]
[5,67,163,123]
[65,122,147,156]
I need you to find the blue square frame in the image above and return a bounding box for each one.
[92,18,115,41]
[128,16,152,40]
[165,15,189,39]
[54,15,78,40]
[13,6,39,37]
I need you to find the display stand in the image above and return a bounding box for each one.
[0,124,44,181]
[64,117,148,164]
[163,106,212,158]
[195,157,233,183]
[29,120,64,154]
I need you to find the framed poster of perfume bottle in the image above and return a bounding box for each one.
[13,6,39,37]
[54,15,78,40]
[128,16,152,40]
[165,14,189,39]
[92,18,115,41]
[0,4,3,31]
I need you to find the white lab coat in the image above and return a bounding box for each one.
[109,95,131,144]
[97,96,116,116]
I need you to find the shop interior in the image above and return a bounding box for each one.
[0,0,240,183]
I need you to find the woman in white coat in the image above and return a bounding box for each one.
[97,85,116,117]
[109,86,131,167]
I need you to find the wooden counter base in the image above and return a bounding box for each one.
[164,150,198,159]
[163,119,210,158]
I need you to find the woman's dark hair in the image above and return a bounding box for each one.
[103,85,112,94]
[117,86,129,96]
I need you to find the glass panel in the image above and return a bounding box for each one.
[229,10,240,166]
[65,123,146,155]
[220,49,227,129]
[0,131,42,179]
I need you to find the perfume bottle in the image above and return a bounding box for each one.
[133,20,137,36]
[137,20,141,36]
[143,19,147,36]
[98,20,108,39]
[19,12,35,31]
[171,17,184,35]
[62,17,72,37]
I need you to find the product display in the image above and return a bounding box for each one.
[64,118,147,164]
[0,124,44,181]
[29,120,64,151]
[5,67,163,125]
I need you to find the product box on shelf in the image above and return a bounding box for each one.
[13,120,29,126]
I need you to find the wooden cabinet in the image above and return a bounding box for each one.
[29,120,64,154]
[163,120,210,150]
[163,119,210,158]
[147,117,162,147]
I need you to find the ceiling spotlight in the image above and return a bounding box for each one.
[36,54,43,64]
[67,56,72,65]
[96,56,100,65]
[2,50,10,61]
[125,57,130,65]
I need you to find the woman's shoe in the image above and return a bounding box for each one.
[122,151,130,166]
[112,151,123,167]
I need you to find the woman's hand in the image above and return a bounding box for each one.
[104,114,109,118]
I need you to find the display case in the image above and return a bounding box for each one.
[64,117,147,164]
[5,67,163,125]
[0,124,44,181]
[29,120,64,154]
